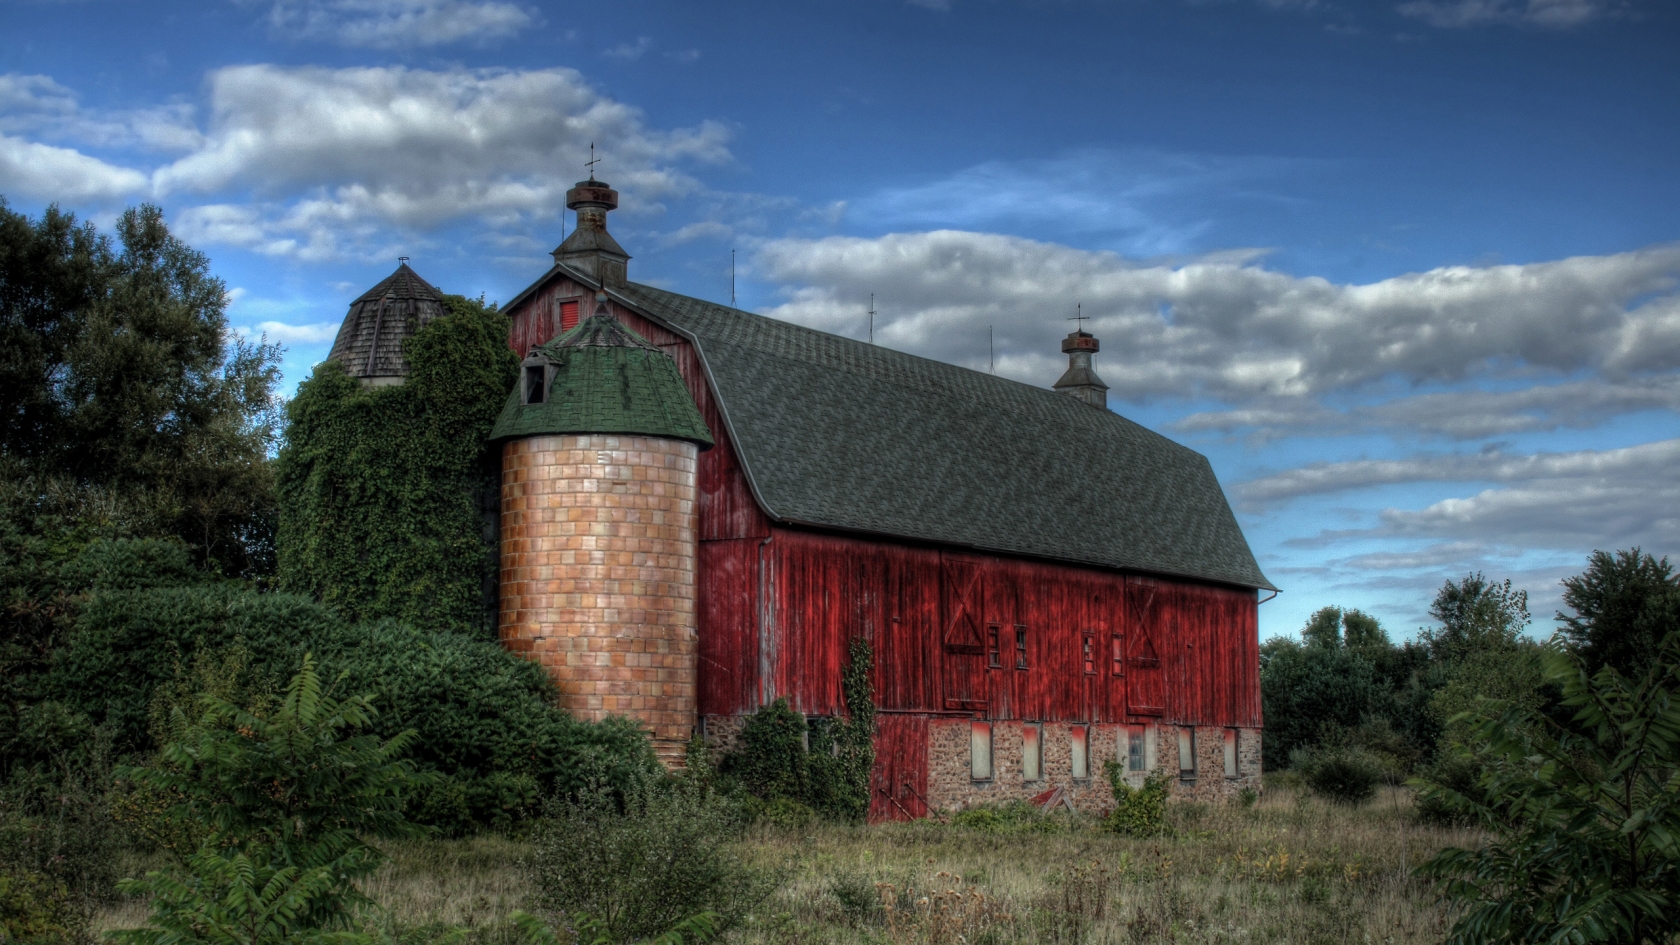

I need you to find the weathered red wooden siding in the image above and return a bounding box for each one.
[869,714,929,822]
[757,528,1260,728]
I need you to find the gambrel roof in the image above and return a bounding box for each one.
[508,265,1274,591]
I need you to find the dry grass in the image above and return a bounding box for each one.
[98,780,1477,944]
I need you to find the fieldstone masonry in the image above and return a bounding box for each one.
[926,720,1261,813]
[499,433,699,766]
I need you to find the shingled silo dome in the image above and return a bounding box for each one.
[326,261,446,386]
[493,297,712,768]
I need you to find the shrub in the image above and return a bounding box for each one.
[727,698,808,803]
[1102,763,1171,836]
[113,656,427,945]
[1416,633,1680,945]
[1258,639,1386,768]
[0,867,78,945]
[530,776,775,943]
[1296,747,1381,806]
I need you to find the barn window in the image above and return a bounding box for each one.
[1022,723,1042,781]
[1082,633,1095,674]
[558,297,581,332]
[987,624,1001,668]
[1179,728,1197,781]
[970,722,993,781]
[523,364,546,404]
[1224,729,1239,778]
[1071,725,1089,780]
[1015,625,1028,670]
[1111,634,1124,676]
[1127,726,1147,773]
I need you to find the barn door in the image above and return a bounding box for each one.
[940,553,987,712]
[1125,579,1166,717]
[869,715,929,822]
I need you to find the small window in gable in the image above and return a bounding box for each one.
[1111,634,1125,676]
[1071,725,1089,780]
[987,624,1001,668]
[970,722,993,781]
[1022,722,1042,781]
[523,364,547,405]
[1082,633,1096,674]
[558,298,581,332]
[1015,625,1028,670]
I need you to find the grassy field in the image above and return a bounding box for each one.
[99,780,1475,944]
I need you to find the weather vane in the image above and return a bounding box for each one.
[1068,302,1088,333]
[585,142,600,180]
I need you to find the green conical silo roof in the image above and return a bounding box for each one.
[490,309,713,448]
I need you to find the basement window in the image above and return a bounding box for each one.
[1127,726,1147,773]
[1179,728,1197,781]
[987,624,1001,668]
[523,364,547,405]
[1224,729,1239,779]
[1082,633,1096,675]
[970,722,993,781]
[1022,722,1043,782]
[1015,625,1028,670]
[1071,725,1089,780]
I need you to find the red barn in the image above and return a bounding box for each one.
[493,177,1274,819]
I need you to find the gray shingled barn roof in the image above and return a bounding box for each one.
[591,280,1274,591]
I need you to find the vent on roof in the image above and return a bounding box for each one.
[551,177,630,286]
[1052,328,1109,408]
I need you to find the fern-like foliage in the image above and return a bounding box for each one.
[112,655,428,945]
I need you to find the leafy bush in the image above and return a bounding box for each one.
[113,656,426,945]
[530,776,775,943]
[1295,747,1381,806]
[1258,639,1386,768]
[0,867,79,945]
[1417,634,1680,945]
[950,799,1073,834]
[1412,753,1481,827]
[1102,763,1171,836]
[728,698,809,803]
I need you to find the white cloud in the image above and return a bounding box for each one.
[1397,0,1613,28]
[133,64,729,258]
[1377,470,1680,552]
[755,230,1680,401]
[263,0,534,48]
[235,320,344,344]
[1175,376,1680,440]
[1238,438,1680,507]
[605,37,654,60]
[0,133,147,201]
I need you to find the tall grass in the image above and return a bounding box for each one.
[98,780,1475,944]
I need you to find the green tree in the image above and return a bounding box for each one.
[1425,572,1530,661]
[276,294,516,636]
[1416,633,1680,944]
[1259,635,1385,767]
[113,656,426,945]
[1559,548,1680,679]
[0,200,280,577]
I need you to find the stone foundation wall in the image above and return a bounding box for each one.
[500,434,699,765]
[926,720,1262,813]
[700,713,749,755]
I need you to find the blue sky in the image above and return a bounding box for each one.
[4,0,1677,641]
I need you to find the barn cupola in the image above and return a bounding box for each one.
[552,177,630,286]
[1052,327,1109,408]
[325,258,446,387]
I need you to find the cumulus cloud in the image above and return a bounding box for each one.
[755,230,1680,400]
[1397,0,1614,28]
[1174,376,1680,440]
[234,320,344,344]
[1238,438,1680,508]
[0,133,147,201]
[127,64,727,258]
[262,0,534,48]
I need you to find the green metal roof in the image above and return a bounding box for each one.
[609,281,1273,591]
[489,311,713,448]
